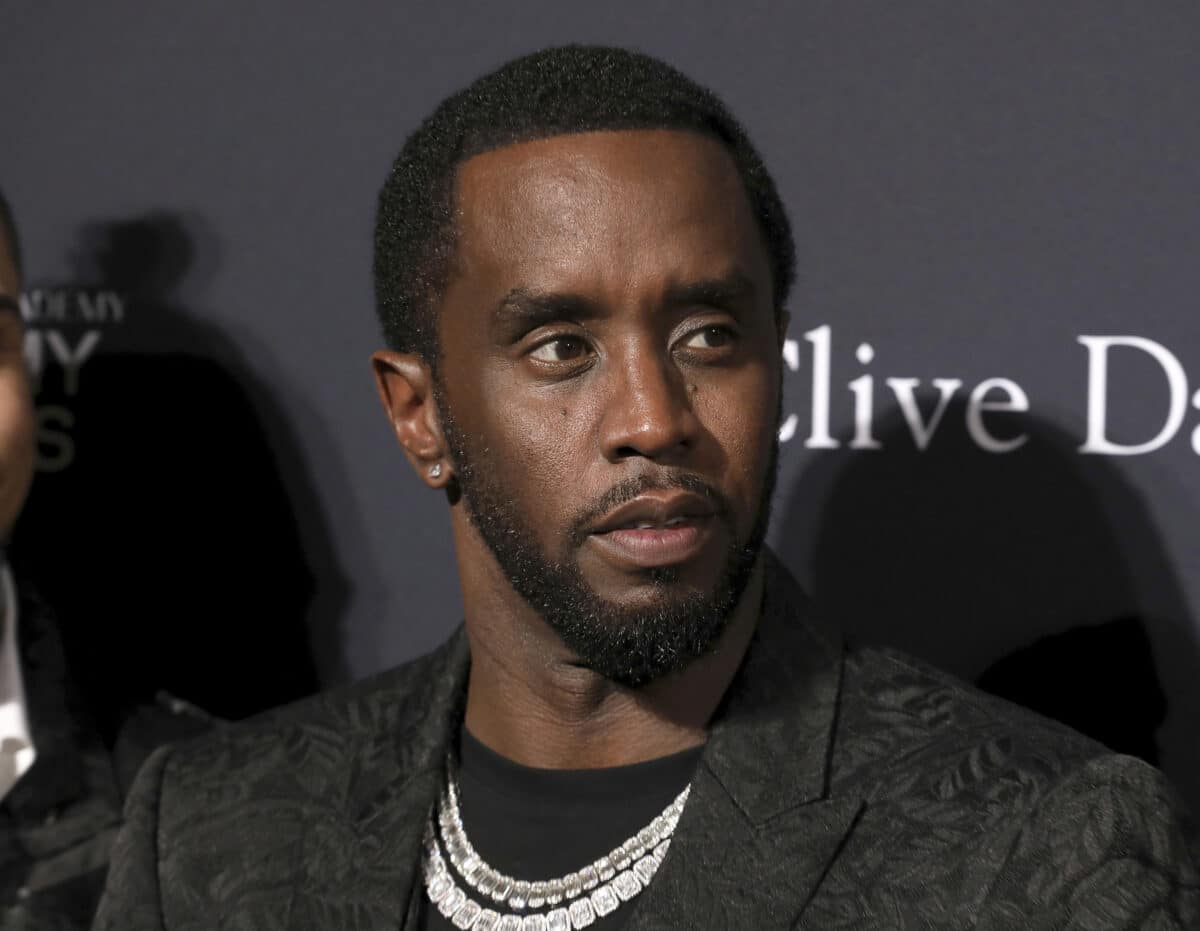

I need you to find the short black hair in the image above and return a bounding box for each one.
[374,45,795,362]
[0,187,22,283]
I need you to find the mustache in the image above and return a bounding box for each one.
[567,471,734,546]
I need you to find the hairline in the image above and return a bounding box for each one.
[425,125,782,369]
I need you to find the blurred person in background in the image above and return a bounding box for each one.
[0,187,209,931]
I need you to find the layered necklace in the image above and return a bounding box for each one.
[422,755,690,930]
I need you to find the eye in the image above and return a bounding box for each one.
[529,335,590,363]
[681,325,734,350]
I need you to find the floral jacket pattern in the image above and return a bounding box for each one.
[95,555,1199,929]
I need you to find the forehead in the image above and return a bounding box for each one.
[449,129,768,294]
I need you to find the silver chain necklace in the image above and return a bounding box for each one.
[422,757,690,930]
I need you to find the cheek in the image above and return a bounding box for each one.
[523,411,588,494]
[693,365,779,498]
[0,369,35,456]
[466,376,589,517]
[0,369,36,531]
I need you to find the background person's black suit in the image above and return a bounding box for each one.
[0,575,209,930]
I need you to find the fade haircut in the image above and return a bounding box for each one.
[0,187,22,282]
[374,45,795,365]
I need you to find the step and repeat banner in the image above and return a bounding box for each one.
[2,2,1197,806]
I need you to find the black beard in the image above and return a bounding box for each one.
[436,387,778,687]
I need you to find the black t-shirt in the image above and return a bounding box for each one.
[420,729,702,930]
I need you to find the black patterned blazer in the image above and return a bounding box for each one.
[94,557,1199,929]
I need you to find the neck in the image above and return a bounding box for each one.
[461,556,763,770]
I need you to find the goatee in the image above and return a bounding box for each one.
[438,388,777,686]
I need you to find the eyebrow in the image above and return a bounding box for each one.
[492,270,759,331]
[494,289,599,331]
[661,271,757,311]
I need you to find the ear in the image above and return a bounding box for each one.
[371,350,451,489]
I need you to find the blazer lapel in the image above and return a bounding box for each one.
[286,627,470,931]
[288,554,859,930]
[628,769,863,931]
[629,555,863,930]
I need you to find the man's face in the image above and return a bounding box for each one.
[0,229,34,543]
[435,130,783,684]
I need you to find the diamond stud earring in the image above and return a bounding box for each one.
[429,463,443,479]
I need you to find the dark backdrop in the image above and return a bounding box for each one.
[2,2,1197,809]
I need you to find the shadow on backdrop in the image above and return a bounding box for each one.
[13,212,348,742]
[774,399,1198,805]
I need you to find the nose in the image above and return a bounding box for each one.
[599,342,699,462]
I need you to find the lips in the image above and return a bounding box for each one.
[586,491,718,569]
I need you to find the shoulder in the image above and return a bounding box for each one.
[837,644,1112,798]
[819,646,1199,925]
[835,643,1198,860]
[152,629,465,813]
[99,633,467,927]
[831,643,1171,842]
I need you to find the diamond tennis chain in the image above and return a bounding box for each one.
[422,757,691,930]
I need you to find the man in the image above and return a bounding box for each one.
[95,46,1198,930]
[0,189,211,930]
[0,185,127,931]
